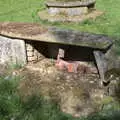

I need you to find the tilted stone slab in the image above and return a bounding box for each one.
[0,22,112,50]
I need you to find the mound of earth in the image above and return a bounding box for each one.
[16,58,120,117]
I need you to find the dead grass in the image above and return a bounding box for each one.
[0,22,48,36]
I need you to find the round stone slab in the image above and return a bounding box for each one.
[41,0,97,21]
[38,10,103,22]
[0,22,112,49]
[46,0,96,7]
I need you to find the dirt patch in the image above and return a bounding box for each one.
[0,22,48,36]
[17,58,115,117]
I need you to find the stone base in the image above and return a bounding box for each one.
[48,7,88,16]
[38,10,103,22]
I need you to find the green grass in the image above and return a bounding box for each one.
[47,0,86,2]
[0,0,120,37]
[0,0,45,22]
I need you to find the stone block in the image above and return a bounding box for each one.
[27,51,34,57]
[0,35,27,65]
[26,43,34,51]
[27,56,37,62]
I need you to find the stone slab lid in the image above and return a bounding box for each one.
[0,22,112,50]
[46,0,96,7]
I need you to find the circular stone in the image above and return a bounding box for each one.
[46,0,96,16]
[38,0,102,22]
[46,0,96,7]
[38,10,103,22]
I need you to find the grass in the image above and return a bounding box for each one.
[47,0,86,1]
[0,0,120,37]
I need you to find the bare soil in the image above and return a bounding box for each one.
[17,58,116,117]
[1,58,119,117]
[0,22,48,36]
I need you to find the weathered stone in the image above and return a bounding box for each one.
[38,10,103,22]
[93,51,107,85]
[26,44,34,51]
[27,51,34,57]
[46,0,96,8]
[48,7,88,16]
[27,56,37,62]
[0,22,112,50]
[104,45,120,71]
[40,0,97,22]
[0,22,113,84]
[0,35,26,65]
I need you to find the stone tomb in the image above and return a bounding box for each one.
[0,22,114,85]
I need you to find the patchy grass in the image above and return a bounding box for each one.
[0,66,120,120]
[0,76,120,120]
